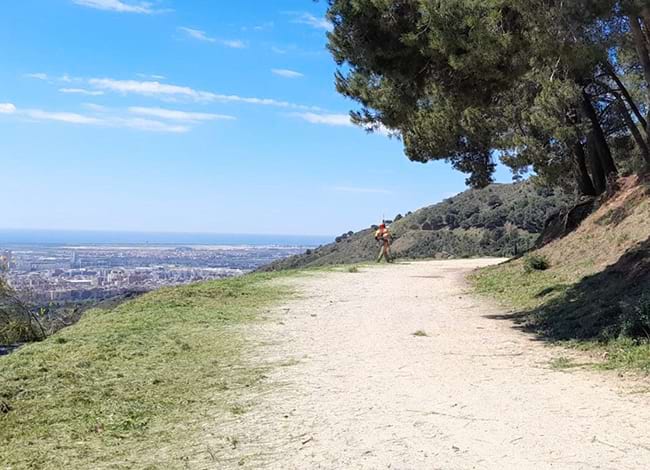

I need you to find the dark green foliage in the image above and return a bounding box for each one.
[524,254,550,273]
[261,181,572,270]
[326,0,650,194]
[620,295,650,338]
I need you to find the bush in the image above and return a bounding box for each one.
[620,295,650,338]
[0,279,44,345]
[524,254,550,273]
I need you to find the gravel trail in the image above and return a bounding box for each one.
[211,260,650,470]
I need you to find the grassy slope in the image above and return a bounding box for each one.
[262,180,571,271]
[0,271,294,469]
[472,176,650,372]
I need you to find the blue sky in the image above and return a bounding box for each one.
[0,0,513,237]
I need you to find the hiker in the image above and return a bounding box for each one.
[374,223,393,263]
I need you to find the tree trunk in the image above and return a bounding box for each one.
[630,15,650,92]
[617,99,650,167]
[604,61,647,132]
[573,140,597,196]
[630,14,650,139]
[581,92,617,177]
[641,8,650,45]
[586,135,607,194]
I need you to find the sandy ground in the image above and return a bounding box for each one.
[208,260,650,470]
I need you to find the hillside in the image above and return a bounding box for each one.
[0,272,294,468]
[473,176,650,370]
[262,181,573,271]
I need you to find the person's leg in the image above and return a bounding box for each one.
[376,246,385,263]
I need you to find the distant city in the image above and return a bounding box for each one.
[0,239,317,306]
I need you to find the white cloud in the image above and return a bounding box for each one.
[137,73,166,80]
[112,117,189,133]
[293,12,333,32]
[272,68,304,79]
[128,106,235,122]
[373,124,395,137]
[25,73,48,80]
[178,27,246,48]
[86,77,321,110]
[294,112,397,137]
[294,112,352,127]
[6,104,189,133]
[0,103,16,114]
[221,39,246,49]
[82,103,110,112]
[88,78,215,100]
[24,109,102,125]
[59,88,105,96]
[72,0,160,14]
[178,27,216,43]
[331,186,393,195]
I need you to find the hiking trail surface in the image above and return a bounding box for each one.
[211,260,650,470]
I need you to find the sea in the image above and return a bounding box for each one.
[0,229,332,247]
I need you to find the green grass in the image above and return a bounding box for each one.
[472,261,572,310]
[549,356,576,370]
[471,262,650,373]
[0,271,294,469]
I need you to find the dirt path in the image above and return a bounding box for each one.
[211,260,650,469]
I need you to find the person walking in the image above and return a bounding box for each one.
[374,223,393,263]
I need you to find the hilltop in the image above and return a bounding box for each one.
[262,181,573,271]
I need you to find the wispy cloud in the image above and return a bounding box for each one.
[88,78,215,100]
[250,22,274,32]
[25,73,48,80]
[291,12,333,32]
[86,77,320,110]
[178,27,246,48]
[137,73,166,80]
[82,103,110,112]
[59,88,105,96]
[272,68,304,79]
[2,103,199,133]
[294,112,352,127]
[178,26,216,43]
[24,109,102,125]
[295,112,396,137]
[221,39,246,49]
[72,0,163,14]
[0,103,17,114]
[128,106,236,122]
[331,186,393,195]
[111,117,189,133]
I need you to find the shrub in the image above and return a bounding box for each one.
[620,295,650,338]
[524,254,550,273]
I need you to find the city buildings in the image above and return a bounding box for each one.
[0,244,307,305]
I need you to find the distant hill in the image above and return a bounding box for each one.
[261,181,573,271]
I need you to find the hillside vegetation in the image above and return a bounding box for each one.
[263,181,572,271]
[473,176,650,371]
[0,272,293,469]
